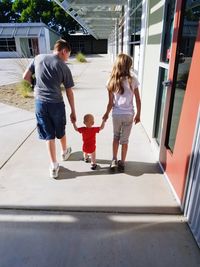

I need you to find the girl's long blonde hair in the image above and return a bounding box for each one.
[107,53,133,94]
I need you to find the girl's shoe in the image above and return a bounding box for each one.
[110,159,118,169]
[118,160,125,172]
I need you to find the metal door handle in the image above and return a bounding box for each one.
[162,80,172,87]
[176,80,186,89]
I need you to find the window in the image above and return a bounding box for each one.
[129,0,142,73]
[130,0,142,45]
[0,38,16,52]
[160,0,176,62]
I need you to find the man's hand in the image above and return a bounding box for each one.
[70,112,76,123]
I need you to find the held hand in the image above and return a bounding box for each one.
[70,112,76,123]
[73,122,78,131]
[134,114,140,124]
[102,113,109,121]
[100,120,105,130]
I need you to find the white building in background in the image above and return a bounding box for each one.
[0,23,60,58]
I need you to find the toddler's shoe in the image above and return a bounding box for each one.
[118,160,125,172]
[61,147,72,161]
[91,163,97,170]
[49,163,59,178]
[84,156,90,163]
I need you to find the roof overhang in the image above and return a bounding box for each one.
[0,23,59,38]
[53,0,127,39]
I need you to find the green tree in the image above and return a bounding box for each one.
[12,0,79,35]
[0,0,19,22]
[52,3,79,35]
[12,0,54,23]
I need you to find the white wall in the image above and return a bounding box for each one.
[138,0,149,92]
[44,28,51,53]
[38,28,47,54]
[140,0,164,139]
[123,1,131,54]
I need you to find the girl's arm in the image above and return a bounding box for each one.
[134,87,141,124]
[100,120,105,130]
[102,91,114,121]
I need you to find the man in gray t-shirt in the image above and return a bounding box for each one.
[23,39,76,179]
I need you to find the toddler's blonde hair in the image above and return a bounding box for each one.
[84,114,94,124]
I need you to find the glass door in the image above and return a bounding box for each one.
[166,0,200,151]
[154,0,176,145]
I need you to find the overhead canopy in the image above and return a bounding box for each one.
[53,0,127,39]
[0,23,47,38]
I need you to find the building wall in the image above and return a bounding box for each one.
[108,28,117,62]
[123,1,131,54]
[0,24,60,58]
[163,23,200,201]
[140,0,164,138]
[38,28,47,54]
[138,0,149,94]
[68,35,107,54]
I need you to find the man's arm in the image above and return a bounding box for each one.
[66,88,76,123]
[23,69,33,84]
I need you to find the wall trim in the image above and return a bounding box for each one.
[158,162,181,208]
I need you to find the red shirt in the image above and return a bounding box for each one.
[78,127,100,153]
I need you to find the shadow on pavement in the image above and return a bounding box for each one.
[57,151,162,180]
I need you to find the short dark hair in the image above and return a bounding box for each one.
[54,39,71,52]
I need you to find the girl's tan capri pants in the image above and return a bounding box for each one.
[112,114,134,144]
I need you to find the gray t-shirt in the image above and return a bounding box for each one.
[28,54,74,103]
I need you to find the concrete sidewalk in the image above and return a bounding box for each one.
[0,55,199,266]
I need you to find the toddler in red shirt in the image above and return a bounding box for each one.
[73,114,105,170]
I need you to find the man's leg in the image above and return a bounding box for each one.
[60,134,67,153]
[46,139,59,178]
[60,134,71,161]
[46,139,57,163]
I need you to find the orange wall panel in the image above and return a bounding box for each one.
[165,24,200,201]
